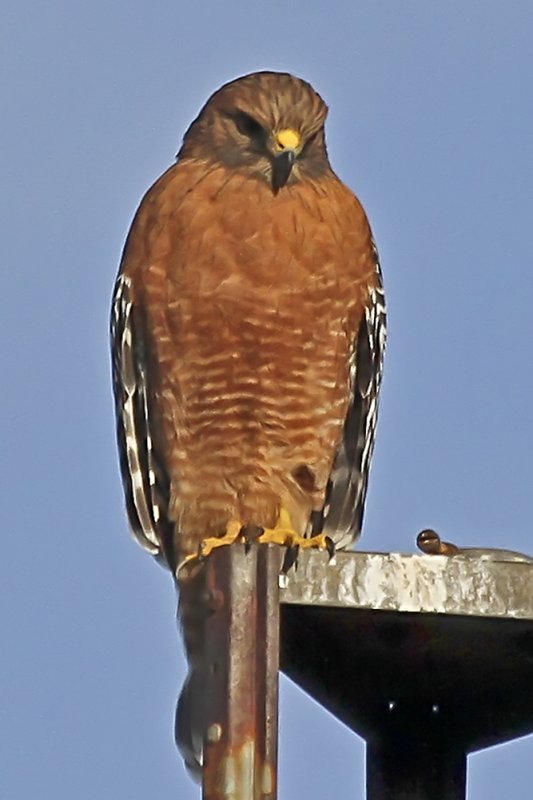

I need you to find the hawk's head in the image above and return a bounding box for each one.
[177,71,331,192]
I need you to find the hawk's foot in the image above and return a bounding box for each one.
[177,520,245,573]
[198,520,245,558]
[177,511,336,576]
[258,528,333,554]
[256,508,335,558]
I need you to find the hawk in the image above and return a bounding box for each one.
[111,71,386,778]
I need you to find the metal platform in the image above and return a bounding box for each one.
[199,546,533,800]
[281,550,533,799]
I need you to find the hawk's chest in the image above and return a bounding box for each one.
[174,189,356,308]
[154,176,370,357]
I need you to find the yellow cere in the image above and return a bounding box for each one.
[275,128,301,151]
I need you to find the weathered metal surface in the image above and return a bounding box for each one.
[202,544,281,800]
[280,550,533,618]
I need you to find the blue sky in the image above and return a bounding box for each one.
[2,2,532,798]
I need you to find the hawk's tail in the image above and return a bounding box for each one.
[174,566,207,783]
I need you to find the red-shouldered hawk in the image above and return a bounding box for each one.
[111,71,386,779]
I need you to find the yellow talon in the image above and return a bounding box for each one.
[176,508,335,576]
[257,528,330,550]
[198,520,244,558]
[177,520,244,574]
[256,508,335,556]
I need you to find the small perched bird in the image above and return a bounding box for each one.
[111,71,386,779]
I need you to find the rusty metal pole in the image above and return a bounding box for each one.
[202,544,280,800]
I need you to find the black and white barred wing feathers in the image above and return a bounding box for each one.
[322,253,387,549]
[110,273,169,560]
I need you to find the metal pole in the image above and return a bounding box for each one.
[202,544,280,800]
[365,703,467,800]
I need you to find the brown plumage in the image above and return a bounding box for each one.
[111,71,386,778]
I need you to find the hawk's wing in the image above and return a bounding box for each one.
[110,272,170,561]
[321,250,387,548]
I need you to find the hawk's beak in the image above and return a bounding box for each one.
[272,149,296,192]
[272,128,301,192]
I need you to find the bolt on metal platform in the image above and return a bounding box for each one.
[198,544,533,800]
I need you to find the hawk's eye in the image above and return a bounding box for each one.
[234,112,264,139]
